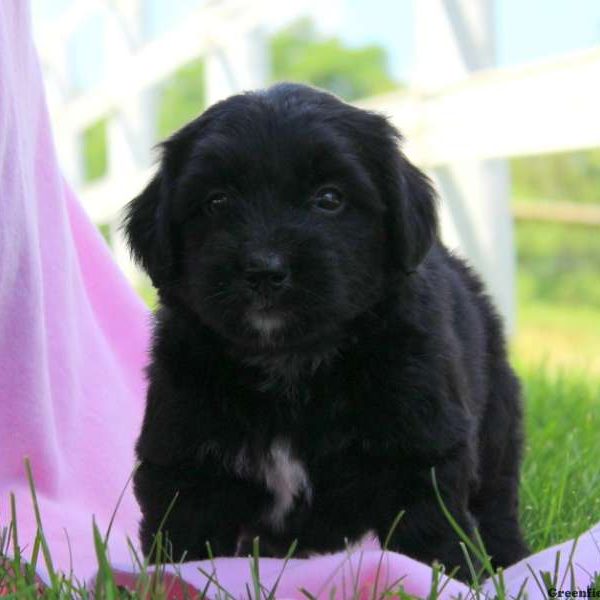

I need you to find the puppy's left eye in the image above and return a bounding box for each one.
[204,192,230,216]
[312,187,344,213]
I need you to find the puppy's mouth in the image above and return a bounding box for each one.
[246,308,286,337]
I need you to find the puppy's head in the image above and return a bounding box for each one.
[124,83,437,350]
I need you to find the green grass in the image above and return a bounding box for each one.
[1,366,599,598]
[513,219,600,374]
[512,301,600,375]
[512,221,600,548]
[518,364,600,552]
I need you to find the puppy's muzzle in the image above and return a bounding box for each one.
[243,251,290,295]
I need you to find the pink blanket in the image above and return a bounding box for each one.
[1,2,598,597]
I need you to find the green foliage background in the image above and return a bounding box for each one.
[81,18,600,373]
[270,18,398,100]
[512,149,600,204]
[156,59,206,140]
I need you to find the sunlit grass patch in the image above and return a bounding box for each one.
[2,366,599,598]
[517,363,600,552]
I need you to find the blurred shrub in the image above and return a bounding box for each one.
[137,278,158,310]
[512,149,600,204]
[82,118,108,182]
[270,18,399,100]
[97,223,111,245]
[156,58,206,139]
[516,220,600,308]
[152,17,398,140]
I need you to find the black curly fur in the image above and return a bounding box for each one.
[124,83,528,580]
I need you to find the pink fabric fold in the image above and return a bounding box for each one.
[0,0,150,581]
[1,2,598,598]
[107,525,600,599]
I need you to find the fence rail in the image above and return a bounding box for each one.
[512,201,600,227]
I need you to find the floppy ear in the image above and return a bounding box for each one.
[123,120,198,288]
[123,170,175,288]
[387,154,438,273]
[336,105,438,275]
[362,113,437,274]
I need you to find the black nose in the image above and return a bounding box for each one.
[243,252,290,291]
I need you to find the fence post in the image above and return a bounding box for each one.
[414,0,516,334]
[104,0,157,284]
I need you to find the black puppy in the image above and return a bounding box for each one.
[124,82,528,578]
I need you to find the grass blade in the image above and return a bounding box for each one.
[24,457,59,590]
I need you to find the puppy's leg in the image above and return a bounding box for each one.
[470,365,529,568]
[134,460,259,561]
[376,460,479,582]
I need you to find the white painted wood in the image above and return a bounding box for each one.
[104,0,155,283]
[35,1,600,333]
[45,1,268,132]
[412,0,515,333]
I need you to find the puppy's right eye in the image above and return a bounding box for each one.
[312,187,344,213]
[204,192,229,216]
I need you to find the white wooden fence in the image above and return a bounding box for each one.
[35,0,600,333]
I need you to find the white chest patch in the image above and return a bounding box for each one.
[262,439,312,529]
[234,438,312,531]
